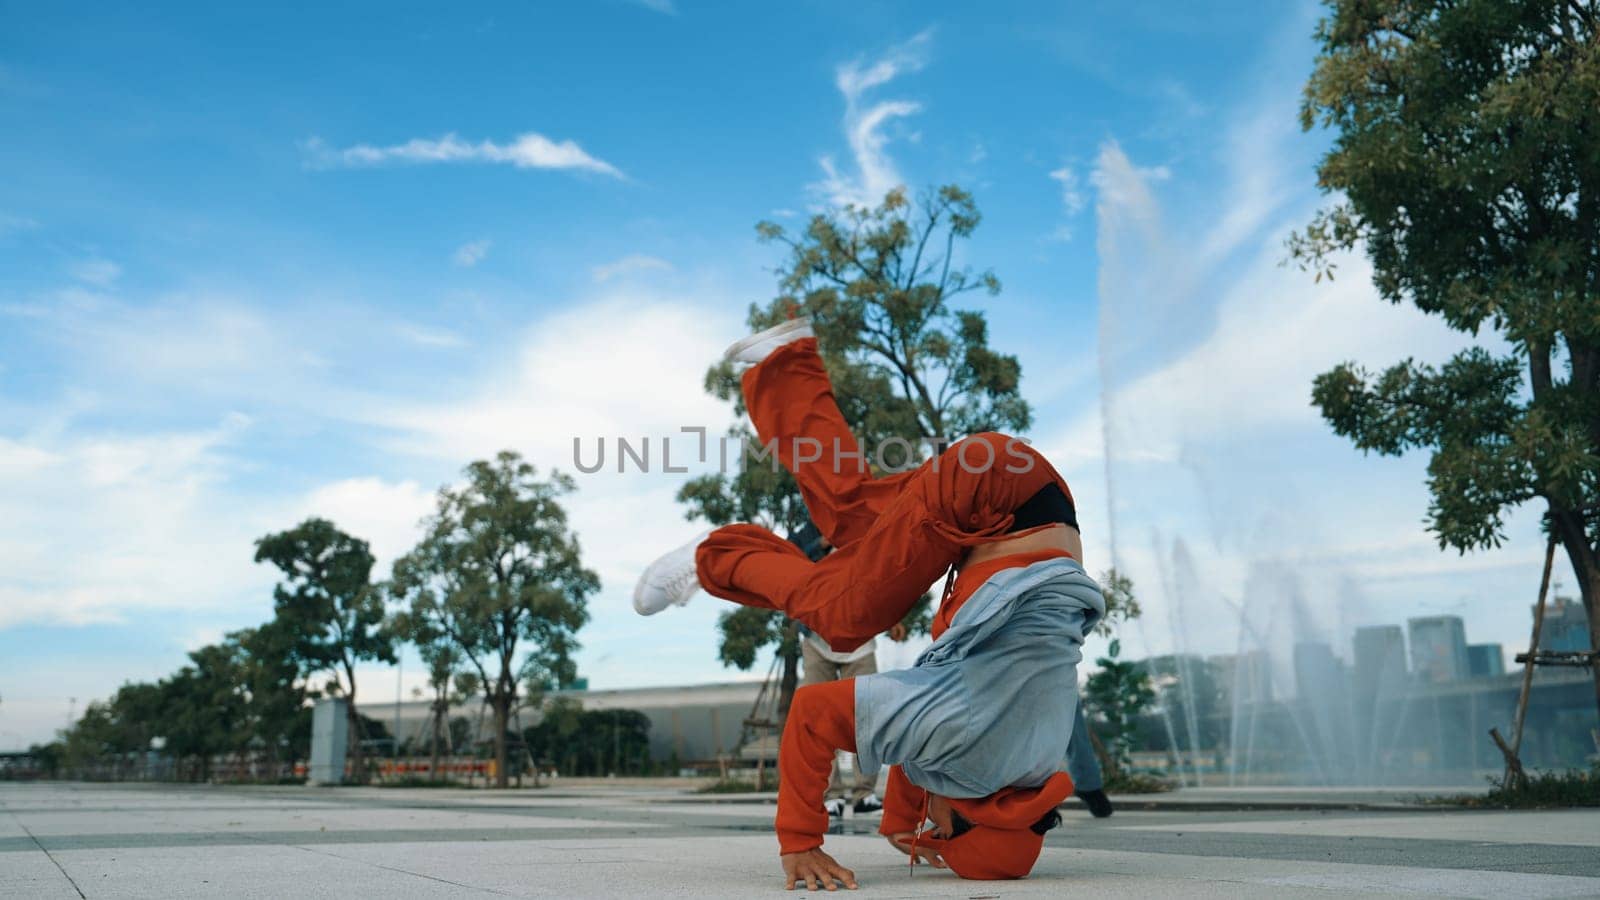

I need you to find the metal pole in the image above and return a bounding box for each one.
[1505,534,1557,786]
[394,656,403,760]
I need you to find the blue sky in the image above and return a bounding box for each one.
[0,1,1550,748]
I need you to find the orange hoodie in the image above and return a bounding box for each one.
[773,548,1075,858]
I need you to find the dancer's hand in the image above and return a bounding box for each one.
[885,833,947,868]
[781,848,857,891]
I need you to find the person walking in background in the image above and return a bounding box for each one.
[1065,704,1113,817]
[788,519,905,817]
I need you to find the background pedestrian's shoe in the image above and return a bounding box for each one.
[632,531,711,616]
[722,317,814,366]
[852,793,883,815]
[825,798,846,818]
[1077,788,1113,818]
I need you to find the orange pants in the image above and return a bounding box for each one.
[695,337,1074,652]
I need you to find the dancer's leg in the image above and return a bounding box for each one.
[698,432,1068,650]
[740,337,913,548]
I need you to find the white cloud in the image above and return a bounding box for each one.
[452,239,491,267]
[0,414,274,630]
[394,322,468,349]
[813,29,933,208]
[298,477,436,574]
[370,293,741,593]
[302,132,624,178]
[0,211,39,237]
[71,259,122,287]
[1048,164,1086,217]
[591,254,673,282]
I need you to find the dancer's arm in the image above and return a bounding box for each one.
[878,765,926,836]
[775,680,860,890]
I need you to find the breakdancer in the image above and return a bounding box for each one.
[634,318,1104,889]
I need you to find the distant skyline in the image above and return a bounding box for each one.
[0,1,1556,748]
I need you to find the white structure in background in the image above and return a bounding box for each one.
[310,697,349,785]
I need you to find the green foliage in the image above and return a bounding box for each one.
[1292,0,1600,714]
[522,698,652,776]
[254,518,395,696]
[255,517,395,780]
[680,185,1028,676]
[1093,567,1143,638]
[54,626,314,781]
[1425,764,1600,808]
[1083,638,1158,777]
[390,451,599,787]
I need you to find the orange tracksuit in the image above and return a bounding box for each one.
[693,337,1077,854]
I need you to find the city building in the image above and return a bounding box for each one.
[1541,596,1592,653]
[1293,641,1344,700]
[1210,650,1274,705]
[1408,615,1470,683]
[1466,643,1505,678]
[1352,625,1408,702]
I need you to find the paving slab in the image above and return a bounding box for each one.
[2,781,1595,899]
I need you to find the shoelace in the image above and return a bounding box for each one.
[662,565,699,605]
[908,792,932,877]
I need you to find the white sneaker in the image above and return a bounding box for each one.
[825,798,846,818]
[632,530,712,616]
[722,317,814,366]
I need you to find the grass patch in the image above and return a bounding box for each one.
[1424,766,1600,809]
[1104,771,1177,794]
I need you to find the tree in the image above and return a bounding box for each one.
[255,518,395,783]
[159,640,250,781]
[1290,0,1600,720]
[233,623,313,773]
[390,451,599,788]
[1083,638,1157,779]
[394,610,481,779]
[678,185,1026,715]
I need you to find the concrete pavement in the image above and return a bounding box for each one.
[3,781,1597,898]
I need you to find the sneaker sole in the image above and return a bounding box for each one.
[721,317,812,363]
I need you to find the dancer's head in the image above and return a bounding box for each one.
[915,772,1072,879]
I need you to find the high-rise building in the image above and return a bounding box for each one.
[1352,625,1408,701]
[1466,643,1505,677]
[1408,616,1469,683]
[1542,596,1591,653]
[1293,641,1345,700]
[1211,650,1273,704]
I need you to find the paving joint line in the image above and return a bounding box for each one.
[2,801,88,899]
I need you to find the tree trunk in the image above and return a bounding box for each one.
[430,696,445,781]
[1581,557,1600,728]
[776,620,801,725]
[493,694,510,788]
[346,688,366,785]
[1550,505,1600,726]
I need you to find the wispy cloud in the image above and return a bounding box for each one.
[1046,164,1087,241]
[301,132,624,178]
[452,239,491,267]
[71,259,122,287]
[591,254,673,283]
[0,212,39,237]
[394,322,468,349]
[813,29,934,208]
